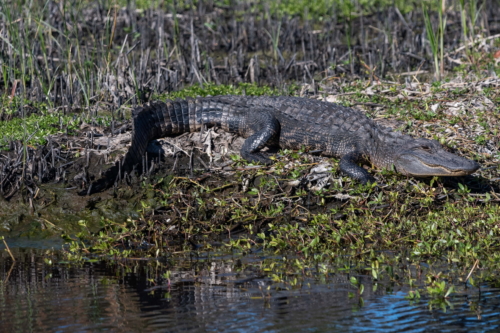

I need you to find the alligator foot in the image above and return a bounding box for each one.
[339,152,376,184]
[239,108,279,165]
[240,151,273,165]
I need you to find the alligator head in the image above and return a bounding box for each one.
[391,138,480,177]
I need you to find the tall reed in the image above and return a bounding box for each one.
[423,0,446,80]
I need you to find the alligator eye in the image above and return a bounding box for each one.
[420,145,431,151]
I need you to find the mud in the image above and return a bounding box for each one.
[0,1,497,240]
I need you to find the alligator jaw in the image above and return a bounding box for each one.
[397,157,480,177]
[394,140,480,177]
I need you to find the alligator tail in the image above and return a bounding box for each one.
[81,98,198,195]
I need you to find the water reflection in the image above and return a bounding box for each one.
[1,249,499,332]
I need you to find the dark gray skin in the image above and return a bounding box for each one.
[85,96,480,194]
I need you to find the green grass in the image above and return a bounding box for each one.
[0,112,76,148]
[119,0,423,19]
[156,82,290,100]
[0,96,113,149]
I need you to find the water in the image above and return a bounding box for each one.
[1,247,499,333]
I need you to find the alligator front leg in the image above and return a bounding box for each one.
[239,109,280,164]
[339,151,376,184]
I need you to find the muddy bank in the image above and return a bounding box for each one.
[0,117,345,238]
[2,73,499,242]
[0,0,498,251]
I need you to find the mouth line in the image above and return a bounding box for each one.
[397,153,479,176]
[409,162,479,176]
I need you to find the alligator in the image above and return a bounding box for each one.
[84,95,480,193]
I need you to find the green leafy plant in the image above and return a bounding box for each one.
[423,0,447,80]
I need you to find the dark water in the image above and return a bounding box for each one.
[1,246,499,333]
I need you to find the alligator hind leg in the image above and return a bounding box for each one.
[339,151,376,184]
[240,109,280,164]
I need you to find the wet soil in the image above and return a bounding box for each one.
[0,1,498,242]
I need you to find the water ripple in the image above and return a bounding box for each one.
[1,258,500,332]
